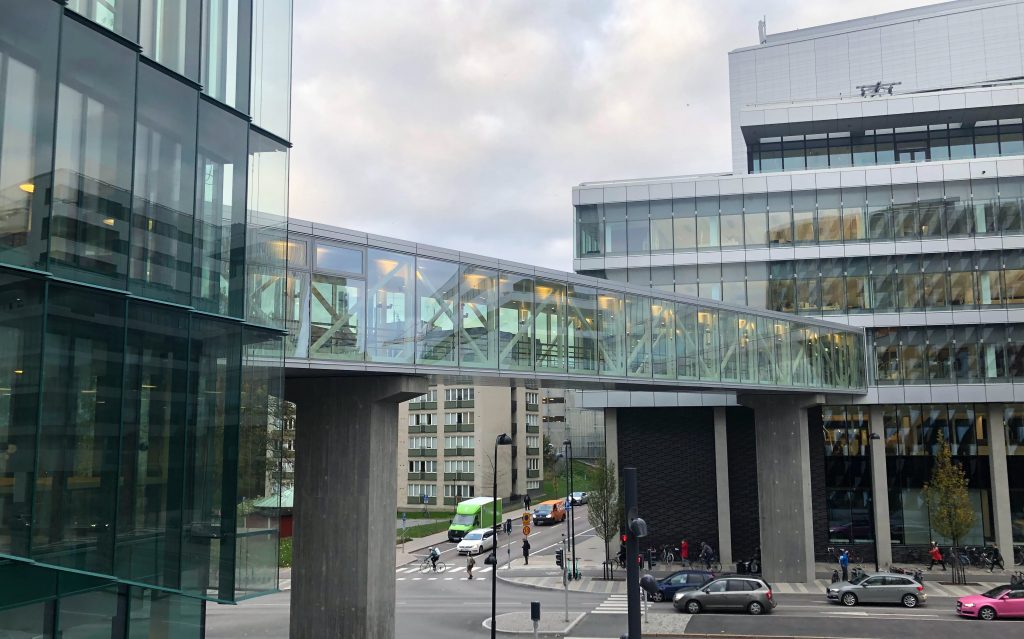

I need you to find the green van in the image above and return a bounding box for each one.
[447,497,502,542]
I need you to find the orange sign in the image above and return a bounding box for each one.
[522,525,531,536]
[522,513,531,524]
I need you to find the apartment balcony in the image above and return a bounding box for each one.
[443,472,475,481]
[526,469,540,479]
[408,401,437,411]
[526,447,540,456]
[526,424,540,434]
[407,472,437,481]
[526,403,539,412]
[408,424,437,434]
[408,448,437,457]
[407,496,437,505]
[443,447,475,457]
[443,400,475,409]
[443,423,474,433]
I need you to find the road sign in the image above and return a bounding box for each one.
[522,512,531,524]
[522,524,531,536]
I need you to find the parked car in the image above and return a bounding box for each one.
[532,500,566,525]
[673,577,776,615]
[826,572,926,608]
[956,585,1024,620]
[647,570,715,602]
[456,528,496,555]
[570,491,588,505]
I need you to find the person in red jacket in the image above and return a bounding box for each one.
[680,539,689,564]
[928,541,946,571]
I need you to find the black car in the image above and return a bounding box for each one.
[647,569,716,602]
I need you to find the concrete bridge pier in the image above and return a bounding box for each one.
[286,375,427,639]
[740,394,824,585]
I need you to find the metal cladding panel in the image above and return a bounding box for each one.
[725,407,760,561]
[788,40,817,102]
[846,29,881,96]
[755,45,792,104]
[913,15,951,90]
[983,4,1023,79]
[948,8,987,87]
[814,33,852,99]
[880,22,918,91]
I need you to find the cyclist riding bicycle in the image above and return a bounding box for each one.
[429,547,440,572]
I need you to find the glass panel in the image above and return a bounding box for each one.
[140,0,201,79]
[34,286,126,575]
[927,327,953,382]
[576,205,602,256]
[130,65,198,305]
[202,0,252,111]
[901,327,926,382]
[0,274,44,558]
[68,0,140,39]
[817,196,842,243]
[604,203,626,256]
[250,0,292,138]
[566,284,597,374]
[828,136,851,167]
[624,294,651,378]
[246,132,289,328]
[768,209,792,245]
[0,0,59,270]
[674,302,698,380]
[309,272,364,360]
[459,266,497,369]
[235,328,283,599]
[627,200,649,255]
[673,199,696,252]
[535,280,566,372]
[58,587,120,637]
[314,242,363,274]
[696,219,719,250]
[498,272,533,371]
[50,20,137,288]
[192,101,248,317]
[597,291,625,376]
[873,327,900,384]
[415,258,459,365]
[719,310,739,382]
[182,317,241,599]
[115,302,190,588]
[651,299,675,380]
[793,210,816,244]
[929,127,949,160]
[772,320,792,385]
[650,217,673,253]
[755,316,774,384]
[366,250,414,364]
[127,587,204,638]
[697,307,720,381]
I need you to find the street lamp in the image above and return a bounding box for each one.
[563,439,577,579]
[491,433,513,639]
[866,432,882,573]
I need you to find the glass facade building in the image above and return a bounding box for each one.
[575,0,1024,562]
[0,0,291,635]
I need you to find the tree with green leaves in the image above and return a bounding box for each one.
[587,459,621,564]
[923,431,975,585]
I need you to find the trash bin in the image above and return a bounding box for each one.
[736,561,748,574]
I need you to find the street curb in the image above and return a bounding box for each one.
[496,571,620,595]
[482,612,587,636]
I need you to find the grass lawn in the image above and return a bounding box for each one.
[396,520,450,544]
[396,510,448,520]
[539,459,595,501]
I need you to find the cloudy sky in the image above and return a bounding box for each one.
[291,0,946,271]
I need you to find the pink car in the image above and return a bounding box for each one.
[956,586,1024,620]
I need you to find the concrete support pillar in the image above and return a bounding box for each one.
[713,407,733,566]
[868,406,893,569]
[986,404,1014,560]
[287,375,427,639]
[604,408,618,469]
[740,394,822,584]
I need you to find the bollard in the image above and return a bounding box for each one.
[530,601,540,639]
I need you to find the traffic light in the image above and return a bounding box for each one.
[555,549,564,568]
[620,533,628,544]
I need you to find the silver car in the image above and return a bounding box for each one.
[674,577,777,615]
[826,572,926,608]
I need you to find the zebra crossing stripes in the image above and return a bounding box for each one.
[395,565,493,581]
[592,594,629,615]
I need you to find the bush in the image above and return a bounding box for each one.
[279,537,293,568]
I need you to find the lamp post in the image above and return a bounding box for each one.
[866,432,882,573]
[491,433,513,639]
[563,439,577,578]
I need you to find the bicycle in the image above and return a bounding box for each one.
[418,555,447,574]
[658,544,676,565]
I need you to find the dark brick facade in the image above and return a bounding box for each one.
[725,407,760,561]
[617,408,718,553]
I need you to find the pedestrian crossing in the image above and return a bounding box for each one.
[591,594,629,615]
[394,564,494,581]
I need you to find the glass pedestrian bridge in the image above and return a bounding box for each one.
[278,220,868,394]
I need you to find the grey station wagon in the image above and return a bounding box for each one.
[674,577,776,615]
[826,572,927,608]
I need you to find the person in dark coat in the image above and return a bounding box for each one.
[523,494,531,510]
[522,538,531,565]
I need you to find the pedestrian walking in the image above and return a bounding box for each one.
[680,539,689,564]
[700,541,714,570]
[466,554,476,579]
[839,549,849,582]
[990,544,1005,572]
[523,494,531,511]
[522,538,531,565]
[928,541,946,571]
